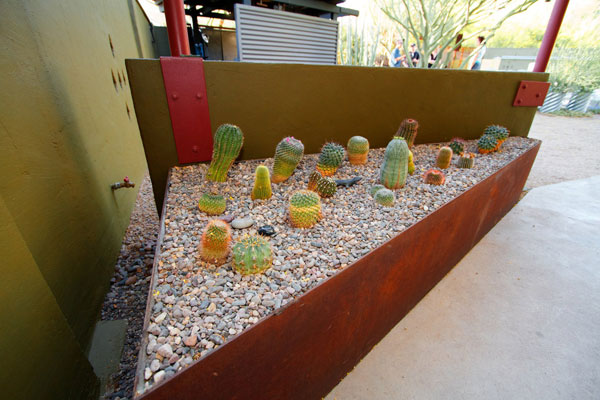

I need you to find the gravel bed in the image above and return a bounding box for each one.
[139,137,539,391]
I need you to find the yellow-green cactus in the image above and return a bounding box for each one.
[251,165,272,200]
[207,124,244,182]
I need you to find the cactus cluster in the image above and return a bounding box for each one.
[457,152,475,168]
[272,137,304,183]
[289,190,322,228]
[316,142,345,176]
[207,124,244,182]
[484,125,510,147]
[232,235,273,275]
[380,137,410,189]
[423,168,446,185]
[374,188,395,206]
[200,220,232,264]
[370,184,386,197]
[477,134,497,154]
[347,136,370,165]
[396,118,419,148]
[436,146,453,169]
[198,193,226,215]
[307,170,336,198]
[449,137,466,155]
[408,150,415,175]
[251,165,272,200]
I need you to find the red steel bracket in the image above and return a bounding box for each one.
[513,80,551,107]
[160,56,213,164]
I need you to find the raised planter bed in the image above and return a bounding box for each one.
[135,138,540,399]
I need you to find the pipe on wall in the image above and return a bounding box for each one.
[164,0,190,56]
[533,0,569,73]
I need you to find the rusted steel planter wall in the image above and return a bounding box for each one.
[135,143,540,399]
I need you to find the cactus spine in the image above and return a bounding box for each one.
[289,190,322,228]
[374,188,395,207]
[200,220,232,264]
[272,137,304,183]
[347,136,369,165]
[380,137,409,189]
[436,146,453,169]
[316,142,345,176]
[251,165,272,200]
[423,168,446,185]
[396,118,419,148]
[232,235,273,275]
[449,137,466,155]
[198,193,226,215]
[408,150,415,175]
[457,152,475,168]
[207,124,244,182]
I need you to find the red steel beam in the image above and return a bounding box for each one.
[533,0,569,73]
[164,0,191,56]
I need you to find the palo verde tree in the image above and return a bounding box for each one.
[377,0,539,68]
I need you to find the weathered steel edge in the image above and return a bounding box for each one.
[136,143,540,399]
[133,169,172,396]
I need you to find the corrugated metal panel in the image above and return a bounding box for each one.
[235,4,338,64]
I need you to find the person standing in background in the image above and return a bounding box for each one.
[470,36,486,70]
[390,39,407,67]
[409,43,421,67]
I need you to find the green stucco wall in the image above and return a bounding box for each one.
[0,0,156,398]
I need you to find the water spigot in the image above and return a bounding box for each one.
[111,176,135,190]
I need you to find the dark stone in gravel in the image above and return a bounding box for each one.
[258,225,276,236]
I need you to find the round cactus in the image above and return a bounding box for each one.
[477,135,498,154]
[423,168,446,185]
[316,142,345,176]
[232,235,273,275]
[396,118,419,148]
[198,193,226,215]
[272,137,304,183]
[457,152,475,168]
[207,124,244,182]
[370,184,386,197]
[380,137,410,190]
[347,136,370,165]
[484,125,510,145]
[408,150,415,175]
[200,220,232,264]
[436,146,453,169]
[374,188,395,207]
[289,190,322,228]
[307,170,322,191]
[251,165,272,200]
[449,137,466,155]
[315,176,337,198]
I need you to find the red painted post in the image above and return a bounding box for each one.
[164,0,191,56]
[533,0,569,72]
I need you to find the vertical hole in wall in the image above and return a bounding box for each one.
[126,103,131,120]
[122,69,128,86]
[111,69,118,91]
[109,34,115,57]
[118,71,123,89]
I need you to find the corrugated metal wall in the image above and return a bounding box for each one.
[234,4,338,64]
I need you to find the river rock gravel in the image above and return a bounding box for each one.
[137,137,539,393]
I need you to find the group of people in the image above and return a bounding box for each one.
[389,36,486,70]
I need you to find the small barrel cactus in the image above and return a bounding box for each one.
[370,184,386,197]
[347,136,370,165]
[484,125,510,146]
[316,142,345,176]
[307,170,322,191]
[380,137,410,189]
[315,176,337,198]
[408,150,415,175]
[436,146,453,169]
[449,137,466,155]
[272,137,304,183]
[251,165,272,200]
[396,118,419,148]
[374,188,395,207]
[289,190,322,228]
[232,235,273,275]
[477,135,498,154]
[207,124,244,182]
[423,168,446,185]
[198,193,226,215]
[457,152,475,168]
[200,219,232,264]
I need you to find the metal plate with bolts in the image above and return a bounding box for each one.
[513,80,551,107]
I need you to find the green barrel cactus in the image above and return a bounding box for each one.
[477,134,498,154]
[436,146,453,169]
[200,219,232,264]
[307,170,322,191]
[449,137,466,155]
[347,136,369,165]
[207,124,244,182]
[289,190,322,228]
[198,193,226,215]
[251,165,272,200]
[408,150,415,175]
[315,175,337,198]
[423,168,446,185]
[370,184,386,197]
[374,188,395,207]
[316,142,345,176]
[484,125,510,146]
[232,235,273,275]
[457,152,475,168]
[380,137,410,189]
[396,118,419,148]
[272,137,304,183]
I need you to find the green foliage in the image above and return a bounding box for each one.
[232,235,273,275]
[546,109,595,118]
[380,137,409,189]
[339,17,380,66]
[547,47,600,93]
[272,137,304,183]
[207,124,244,182]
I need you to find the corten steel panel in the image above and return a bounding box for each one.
[135,143,540,399]
[513,80,551,106]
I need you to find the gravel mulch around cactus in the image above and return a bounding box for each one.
[138,137,539,392]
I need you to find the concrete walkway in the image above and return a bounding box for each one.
[326,176,600,400]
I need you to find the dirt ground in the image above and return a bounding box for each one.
[525,113,600,188]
